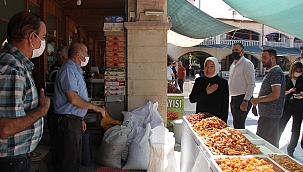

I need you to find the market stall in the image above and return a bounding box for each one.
[181,113,303,172]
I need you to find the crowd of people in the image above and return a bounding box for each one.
[0,12,105,172]
[189,42,303,158]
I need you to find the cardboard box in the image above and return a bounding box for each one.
[104,76,125,82]
[106,51,125,57]
[105,81,125,86]
[106,46,125,52]
[104,16,125,23]
[106,62,125,68]
[106,36,125,41]
[104,71,125,77]
[106,57,125,63]
[103,23,124,31]
[106,40,125,46]
[105,86,125,91]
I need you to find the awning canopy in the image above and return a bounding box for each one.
[167,30,205,47]
[168,0,237,39]
[196,44,300,56]
[223,0,303,39]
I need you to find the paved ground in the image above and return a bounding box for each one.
[183,76,303,164]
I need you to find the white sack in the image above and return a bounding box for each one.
[147,126,179,172]
[123,123,151,170]
[95,125,131,168]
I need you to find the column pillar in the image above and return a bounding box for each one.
[125,22,171,125]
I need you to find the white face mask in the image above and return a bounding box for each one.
[30,33,46,58]
[79,53,89,67]
[294,72,302,77]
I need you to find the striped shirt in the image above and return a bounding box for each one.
[0,43,43,157]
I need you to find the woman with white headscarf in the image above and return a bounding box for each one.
[189,57,229,123]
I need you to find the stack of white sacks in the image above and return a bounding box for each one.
[96,101,179,172]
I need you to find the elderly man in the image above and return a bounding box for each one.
[46,46,69,82]
[51,43,105,172]
[0,12,50,171]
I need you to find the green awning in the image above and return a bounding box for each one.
[168,0,237,39]
[223,0,303,39]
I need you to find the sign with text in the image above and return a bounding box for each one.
[167,94,184,129]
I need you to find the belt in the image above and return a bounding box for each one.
[0,153,30,160]
[60,114,84,122]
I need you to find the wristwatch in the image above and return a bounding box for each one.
[243,99,249,102]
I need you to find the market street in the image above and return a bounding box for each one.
[183,76,303,164]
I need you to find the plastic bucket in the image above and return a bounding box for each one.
[171,119,183,144]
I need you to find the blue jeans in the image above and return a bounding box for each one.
[256,116,280,148]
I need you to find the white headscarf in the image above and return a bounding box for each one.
[204,57,220,78]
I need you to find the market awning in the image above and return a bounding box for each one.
[263,46,301,56]
[168,0,237,39]
[167,30,205,47]
[196,44,300,56]
[223,0,303,39]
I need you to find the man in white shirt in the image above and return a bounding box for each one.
[167,62,175,83]
[229,43,256,129]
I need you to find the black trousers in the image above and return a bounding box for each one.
[279,101,303,151]
[230,94,252,129]
[178,79,184,93]
[49,111,83,172]
[0,154,31,172]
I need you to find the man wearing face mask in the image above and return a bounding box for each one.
[0,12,50,171]
[229,42,256,129]
[52,43,105,172]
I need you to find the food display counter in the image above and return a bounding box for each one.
[181,114,303,172]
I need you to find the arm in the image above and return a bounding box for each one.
[66,91,105,118]
[0,89,50,139]
[240,62,255,111]
[220,80,229,123]
[251,85,281,106]
[183,68,186,81]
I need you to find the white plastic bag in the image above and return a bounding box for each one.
[147,126,179,172]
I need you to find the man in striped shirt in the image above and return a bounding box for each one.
[0,12,50,172]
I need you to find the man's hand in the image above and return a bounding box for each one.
[38,88,50,116]
[206,83,218,94]
[94,106,106,118]
[82,121,87,133]
[250,98,259,106]
[240,101,248,111]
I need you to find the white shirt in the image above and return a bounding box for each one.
[229,56,256,100]
[167,66,173,80]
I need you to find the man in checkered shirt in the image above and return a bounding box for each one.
[0,12,50,172]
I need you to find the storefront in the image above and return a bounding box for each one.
[0,0,171,129]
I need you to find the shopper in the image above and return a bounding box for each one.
[172,61,178,87]
[178,61,186,93]
[229,42,255,129]
[278,61,303,157]
[167,62,175,83]
[295,46,303,63]
[251,48,286,148]
[0,11,50,171]
[51,43,105,172]
[189,57,229,123]
[46,46,69,82]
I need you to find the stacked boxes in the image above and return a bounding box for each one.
[105,35,126,97]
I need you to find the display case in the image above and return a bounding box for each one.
[181,116,301,172]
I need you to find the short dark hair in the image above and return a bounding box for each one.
[7,11,45,43]
[262,48,277,57]
[233,42,244,50]
[300,46,303,50]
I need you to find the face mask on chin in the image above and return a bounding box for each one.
[30,33,46,58]
[232,52,241,60]
[79,54,89,67]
